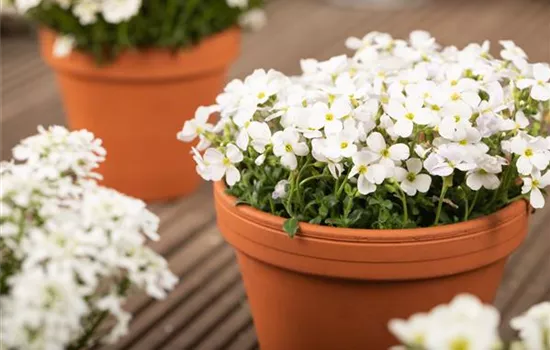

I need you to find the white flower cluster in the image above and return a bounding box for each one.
[0,126,177,350]
[15,0,142,24]
[180,31,550,209]
[389,294,550,350]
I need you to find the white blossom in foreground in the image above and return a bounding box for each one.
[0,126,177,350]
[390,295,550,350]
[389,294,501,350]
[511,302,550,350]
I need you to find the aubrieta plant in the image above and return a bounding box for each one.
[179,31,550,236]
[11,0,265,61]
[389,294,550,350]
[0,126,177,350]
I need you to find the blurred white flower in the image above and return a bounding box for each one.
[517,63,550,101]
[511,302,550,350]
[101,0,142,24]
[238,8,266,31]
[53,35,75,58]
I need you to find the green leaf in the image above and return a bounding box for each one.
[283,218,299,238]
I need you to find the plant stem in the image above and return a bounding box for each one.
[299,174,333,187]
[398,187,409,226]
[463,191,469,222]
[68,310,109,350]
[507,194,527,204]
[434,177,451,226]
[336,176,347,198]
[467,190,480,218]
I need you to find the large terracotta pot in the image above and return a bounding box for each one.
[39,29,240,201]
[214,182,529,350]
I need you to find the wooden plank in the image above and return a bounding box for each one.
[159,283,247,349]
[102,241,235,350]
[203,312,257,350]
[126,260,242,350]
[225,323,258,350]
[499,252,550,340]
[122,224,224,316]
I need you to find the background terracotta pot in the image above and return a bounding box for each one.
[39,29,240,201]
[213,182,529,350]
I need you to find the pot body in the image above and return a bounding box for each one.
[213,182,529,350]
[39,29,240,201]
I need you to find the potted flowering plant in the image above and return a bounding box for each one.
[389,294,550,350]
[179,30,550,349]
[10,0,265,201]
[0,126,177,349]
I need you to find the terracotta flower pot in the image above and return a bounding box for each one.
[213,182,530,350]
[39,29,240,201]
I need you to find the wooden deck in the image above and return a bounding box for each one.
[2,0,549,348]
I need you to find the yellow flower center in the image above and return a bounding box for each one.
[451,92,461,101]
[381,149,390,157]
[431,105,440,111]
[454,115,461,122]
[405,112,415,120]
[223,157,231,166]
[450,338,470,350]
[285,144,293,153]
[533,179,540,188]
[406,172,416,182]
[326,113,335,121]
[358,165,368,174]
[257,92,266,99]
[450,80,458,86]
[525,148,534,157]
[459,139,468,145]
[340,142,349,149]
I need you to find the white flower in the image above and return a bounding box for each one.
[348,151,386,195]
[203,144,243,186]
[500,40,528,69]
[521,170,550,209]
[322,127,359,160]
[14,0,40,12]
[366,131,409,172]
[511,302,550,350]
[517,63,550,101]
[236,121,272,153]
[394,158,432,196]
[238,8,267,31]
[177,105,217,142]
[226,0,248,9]
[510,134,550,175]
[385,96,433,137]
[101,0,142,24]
[272,180,289,200]
[310,98,352,135]
[272,128,308,170]
[466,154,505,190]
[424,144,476,177]
[389,294,501,350]
[73,0,100,25]
[389,313,432,348]
[53,35,75,58]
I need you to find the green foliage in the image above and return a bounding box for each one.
[227,144,527,232]
[26,0,263,63]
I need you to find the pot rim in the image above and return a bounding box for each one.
[39,27,241,81]
[214,181,529,243]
